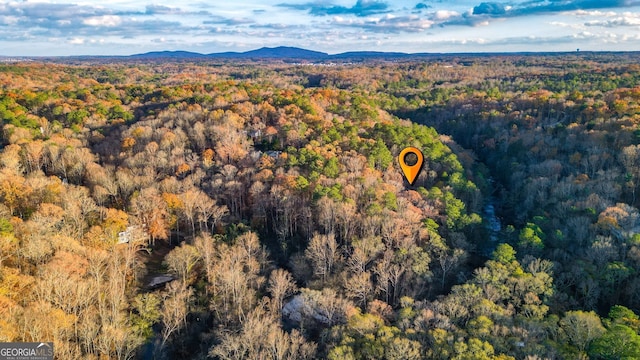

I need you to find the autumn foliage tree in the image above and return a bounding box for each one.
[2,56,640,359]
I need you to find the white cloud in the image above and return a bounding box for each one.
[331,13,433,32]
[68,37,85,44]
[550,21,585,30]
[621,33,640,41]
[83,15,122,27]
[433,10,459,20]
[0,15,18,25]
[572,31,595,39]
[570,10,618,17]
[585,13,640,27]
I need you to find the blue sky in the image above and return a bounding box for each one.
[1,0,640,56]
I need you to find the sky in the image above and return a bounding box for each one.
[2,0,640,56]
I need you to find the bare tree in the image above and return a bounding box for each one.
[343,271,373,308]
[194,234,218,289]
[374,250,406,305]
[165,243,200,286]
[268,269,297,315]
[305,232,339,283]
[436,248,466,290]
[160,281,193,351]
[211,303,316,360]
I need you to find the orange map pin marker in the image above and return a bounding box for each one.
[399,147,424,185]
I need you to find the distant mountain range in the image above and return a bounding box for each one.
[128,46,415,60]
[3,46,612,62]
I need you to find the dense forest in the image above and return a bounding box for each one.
[1,54,640,359]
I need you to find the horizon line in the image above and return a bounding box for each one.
[0,46,636,59]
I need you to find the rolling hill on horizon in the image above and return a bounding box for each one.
[125,46,587,61]
[5,46,636,62]
[129,46,329,60]
[128,46,413,60]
